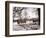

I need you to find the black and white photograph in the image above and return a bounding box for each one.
[5,1,45,37]
[13,7,40,31]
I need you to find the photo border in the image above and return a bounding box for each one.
[5,1,45,37]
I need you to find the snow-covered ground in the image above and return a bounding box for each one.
[13,22,40,31]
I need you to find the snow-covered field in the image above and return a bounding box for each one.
[13,22,40,31]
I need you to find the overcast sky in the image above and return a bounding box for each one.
[21,7,39,19]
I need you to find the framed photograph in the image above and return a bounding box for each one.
[5,1,45,37]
